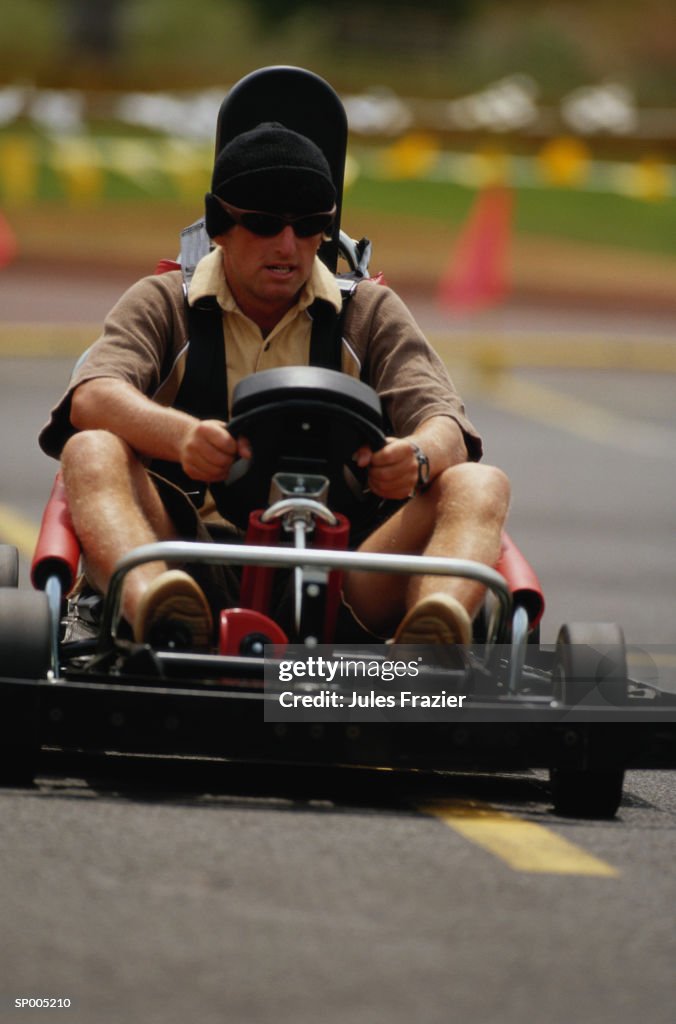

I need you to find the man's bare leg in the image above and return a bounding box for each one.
[343,463,510,637]
[61,429,178,628]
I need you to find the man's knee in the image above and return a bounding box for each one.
[61,429,136,485]
[434,462,511,520]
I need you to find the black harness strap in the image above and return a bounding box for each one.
[150,289,352,506]
[308,295,346,370]
[176,297,229,420]
[150,297,228,505]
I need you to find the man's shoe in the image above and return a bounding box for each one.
[393,593,472,645]
[134,570,213,649]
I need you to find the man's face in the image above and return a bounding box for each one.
[217,222,322,328]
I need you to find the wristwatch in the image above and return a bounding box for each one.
[410,442,430,495]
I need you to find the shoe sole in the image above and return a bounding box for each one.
[146,593,212,648]
[135,571,213,648]
[395,615,465,645]
[394,594,472,646]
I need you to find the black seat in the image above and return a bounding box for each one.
[179,66,350,284]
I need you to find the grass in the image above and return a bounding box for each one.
[514,187,676,256]
[347,176,676,258]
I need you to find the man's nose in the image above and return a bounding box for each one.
[273,224,297,252]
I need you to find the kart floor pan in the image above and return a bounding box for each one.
[3,676,675,776]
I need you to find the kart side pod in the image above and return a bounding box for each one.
[30,473,81,677]
[496,532,545,630]
[31,473,80,595]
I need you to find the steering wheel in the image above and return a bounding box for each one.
[210,367,387,529]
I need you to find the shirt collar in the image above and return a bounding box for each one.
[188,247,342,316]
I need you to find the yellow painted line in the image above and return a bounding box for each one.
[466,373,676,459]
[0,503,39,559]
[431,333,676,375]
[422,800,620,876]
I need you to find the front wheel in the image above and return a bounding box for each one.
[0,588,51,679]
[0,588,51,785]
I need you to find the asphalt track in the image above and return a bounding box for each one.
[0,263,675,1024]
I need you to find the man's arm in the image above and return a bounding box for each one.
[354,415,468,500]
[70,378,249,482]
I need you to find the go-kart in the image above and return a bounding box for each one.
[1,66,674,818]
[2,360,675,818]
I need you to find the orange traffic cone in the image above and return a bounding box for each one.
[438,186,513,313]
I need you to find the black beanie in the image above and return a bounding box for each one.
[205,122,336,236]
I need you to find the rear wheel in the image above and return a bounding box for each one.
[550,622,628,818]
[0,588,51,785]
[0,545,19,588]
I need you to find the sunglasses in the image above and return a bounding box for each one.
[214,196,336,238]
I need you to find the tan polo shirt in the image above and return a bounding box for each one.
[40,254,482,463]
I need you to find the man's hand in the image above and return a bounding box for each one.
[353,437,420,500]
[179,420,252,482]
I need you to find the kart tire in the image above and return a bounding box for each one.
[553,621,627,707]
[0,588,48,786]
[549,623,628,818]
[0,587,51,679]
[550,767,625,819]
[0,545,19,588]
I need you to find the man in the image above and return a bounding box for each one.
[40,122,510,647]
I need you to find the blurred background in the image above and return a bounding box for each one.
[0,0,674,298]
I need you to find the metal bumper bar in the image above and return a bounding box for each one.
[101,541,513,647]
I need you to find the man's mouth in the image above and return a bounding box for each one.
[266,264,295,276]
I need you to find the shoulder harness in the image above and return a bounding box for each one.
[151,260,359,507]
